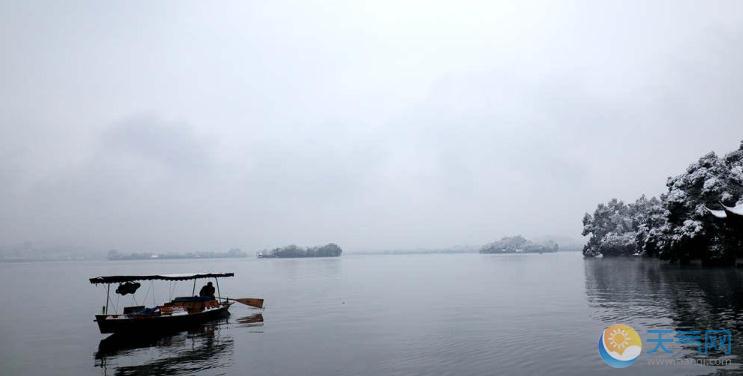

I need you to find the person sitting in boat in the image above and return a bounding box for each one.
[199,282,216,298]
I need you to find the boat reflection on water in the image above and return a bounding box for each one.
[95,313,264,375]
[236,313,264,327]
[584,257,743,370]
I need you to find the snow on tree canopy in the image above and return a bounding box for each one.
[479,235,558,254]
[583,140,743,265]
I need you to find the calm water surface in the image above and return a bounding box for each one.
[1,253,742,375]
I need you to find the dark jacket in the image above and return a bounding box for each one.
[199,284,215,298]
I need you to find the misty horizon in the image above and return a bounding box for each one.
[2,1,743,254]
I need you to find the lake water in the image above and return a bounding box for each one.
[1,252,742,375]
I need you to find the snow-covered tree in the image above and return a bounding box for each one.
[583,141,743,264]
[480,235,559,254]
[264,243,343,258]
[582,198,637,256]
[662,142,743,264]
[631,195,669,257]
[582,195,669,257]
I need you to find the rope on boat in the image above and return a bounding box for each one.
[101,285,108,314]
[113,294,120,314]
[168,281,175,300]
[140,282,152,306]
[151,280,157,306]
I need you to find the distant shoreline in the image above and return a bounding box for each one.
[107,248,247,261]
[107,254,248,261]
[0,249,585,263]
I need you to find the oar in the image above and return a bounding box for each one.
[220,297,264,308]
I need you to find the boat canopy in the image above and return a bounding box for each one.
[89,273,234,284]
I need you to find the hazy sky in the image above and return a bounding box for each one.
[2,0,743,252]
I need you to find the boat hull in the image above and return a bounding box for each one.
[95,304,231,334]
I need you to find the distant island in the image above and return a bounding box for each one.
[479,236,559,254]
[257,243,342,258]
[582,140,743,266]
[107,248,247,260]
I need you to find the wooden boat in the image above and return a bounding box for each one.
[89,273,263,334]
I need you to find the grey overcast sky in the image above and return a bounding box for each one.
[1,0,742,252]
